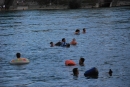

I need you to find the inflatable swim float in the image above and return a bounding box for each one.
[65,60,76,66]
[10,58,30,65]
[84,67,99,78]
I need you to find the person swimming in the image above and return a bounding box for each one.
[50,42,55,47]
[70,38,77,45]
[61,38,70,47]
[109,69,113,76]
[61,38,67,47]
[53,38,70,48]
[79,57,85,66]
[75,29,80,35]
[10,53,30,65]
[82,28,86,33]
[16,53,21,59]
[73,68,79,77]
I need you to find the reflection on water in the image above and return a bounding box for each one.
[0,6,130,87]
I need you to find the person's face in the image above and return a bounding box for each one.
[76,69,79,75]
[79,59,82,64]
[64,39,66,42]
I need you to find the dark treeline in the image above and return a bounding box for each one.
[33,0,98,9]
[4,0,128,10]
[34,0,82,9]
[3,0,14,9]
[1,0,103,10]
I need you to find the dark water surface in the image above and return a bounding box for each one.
[0,6,130,87]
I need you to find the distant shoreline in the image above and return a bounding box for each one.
[10,5,130,11]
[11,5,94,11]
[0,1,130,11]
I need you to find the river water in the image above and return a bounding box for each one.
[0,6,130,87]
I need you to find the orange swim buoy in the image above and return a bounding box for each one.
[65,60,76,66]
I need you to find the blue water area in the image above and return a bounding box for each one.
[0,6,130,87]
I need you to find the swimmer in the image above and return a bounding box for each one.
[16,53,21,59]
[82,28,86,33]
[109,69,113,76]
[75,29,80,35]
[10,53,29,65]
[61,38,67,47]
[16,53,26,60]
[70,38,77,45]
[50,42,55,47]
[79,57,85,66]
[73,68,79,77]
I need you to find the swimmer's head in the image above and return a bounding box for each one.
[16,53,21,58]
[73,68,79,76]
[83,28,86,33]
[50,42,54,47]
[50,42,53,44]
[62,38,66,42]
[79,57,85,66]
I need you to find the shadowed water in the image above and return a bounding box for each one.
[0,6,130,87]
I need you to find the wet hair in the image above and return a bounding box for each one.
[79,58,85,66]
[50,42,54,47]
[73,68,78,76]
[80,58,85,62]
[75,29,80,35]
[83,28,86,33]
[62,38,65,42]
[109,69,113,76]
[16,53,21,58]
[83,28,86,30]
[50,42,53,44]
[75,29,80,32]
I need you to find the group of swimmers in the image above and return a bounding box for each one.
[65,57,113,78]
[12,52,112,78]
[68,58,85,77]
[50,38,78,47]
[50,28,86,47]
[49,28,112,78]
[50,38,71,47]
[65,58,99,78]
[75,28,86,35]
[12,27,112,79]
[69,58,113,78]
